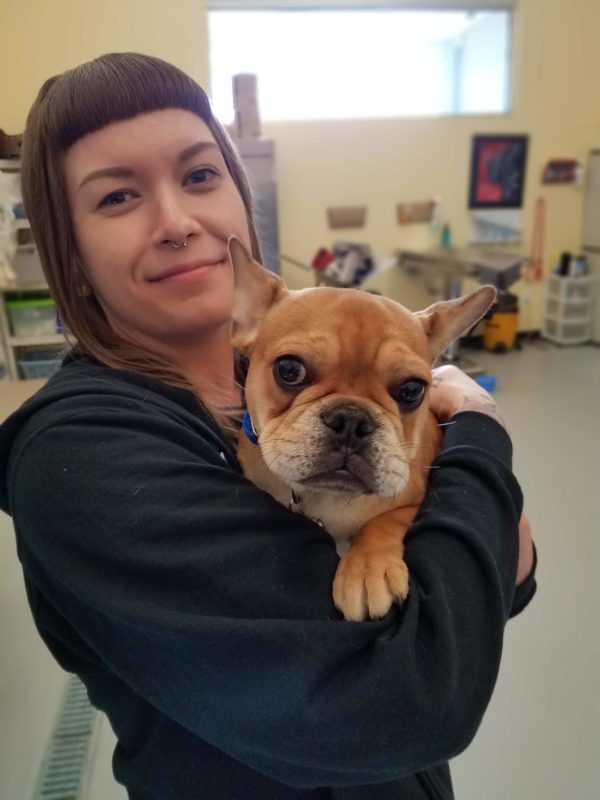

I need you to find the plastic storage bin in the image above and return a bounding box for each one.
[542,317,591,345]
[545,275,595,302]
[545,297,591,320]
[5,297,58,338]
[17,350,63,379]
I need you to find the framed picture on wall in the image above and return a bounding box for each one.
[468,134,529,209]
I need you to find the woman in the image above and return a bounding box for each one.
[0,53,535,800]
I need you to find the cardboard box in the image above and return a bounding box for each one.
[326,206,367,229]
[396,201,434,225]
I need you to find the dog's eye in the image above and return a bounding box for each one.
[274,356,308,388]
[392,379,426,409]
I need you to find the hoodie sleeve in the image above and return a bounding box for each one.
[8,399,524,789]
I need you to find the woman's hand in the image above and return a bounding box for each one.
[430,365,534,586]
[516,512,535,585]
[429,364,507,430]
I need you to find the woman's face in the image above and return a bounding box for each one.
[64,109,252,348]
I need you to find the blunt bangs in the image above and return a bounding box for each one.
[48,52,213,151]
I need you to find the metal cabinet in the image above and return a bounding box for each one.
[233,138,281,274]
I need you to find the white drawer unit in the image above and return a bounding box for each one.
[542,275,594,345]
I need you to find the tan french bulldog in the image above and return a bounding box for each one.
[229,238,496,621]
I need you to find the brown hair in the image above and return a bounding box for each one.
[20,52,260,433]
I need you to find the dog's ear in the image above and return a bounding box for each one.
[229,236,288,352]
[415,285,497,362]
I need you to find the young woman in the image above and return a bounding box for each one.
[0,53,535,800]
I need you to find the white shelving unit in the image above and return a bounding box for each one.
[0,284,65,380]
[542,275,595,345]
[0,158,20,171]
[0,158,65,380]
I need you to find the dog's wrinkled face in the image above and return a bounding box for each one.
[243,290,433,498]
[229,237,496,500]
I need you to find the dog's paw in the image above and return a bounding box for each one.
[332,547,409,622]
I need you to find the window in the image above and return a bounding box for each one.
[208,6,513,122]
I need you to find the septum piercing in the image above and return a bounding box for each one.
[170,239,188,249]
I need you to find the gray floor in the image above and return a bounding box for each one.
[0,342,598,800]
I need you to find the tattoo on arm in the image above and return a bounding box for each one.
[431,373,507,429]
[456,392,507,429]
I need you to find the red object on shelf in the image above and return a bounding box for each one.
[311,248,335,272]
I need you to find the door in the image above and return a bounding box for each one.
[583,151,600,249]
[584,250,600,344]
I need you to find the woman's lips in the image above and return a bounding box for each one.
[150,259,223,284]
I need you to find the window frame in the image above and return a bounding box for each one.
[207,2,516,122]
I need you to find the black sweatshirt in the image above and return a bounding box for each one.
[0,356,535,800]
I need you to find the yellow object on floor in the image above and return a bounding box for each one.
[484,309,519,352]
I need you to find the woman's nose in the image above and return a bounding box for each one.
[150,190,202,248]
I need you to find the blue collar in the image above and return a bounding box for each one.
[242,411,259,444]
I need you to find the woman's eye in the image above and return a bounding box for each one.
[273,356,309,389]
[391,379,427,409]
[98,190,134,208]
[185,167,219,186]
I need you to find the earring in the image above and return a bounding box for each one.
[73,256,92,297]
[76,280,91,298]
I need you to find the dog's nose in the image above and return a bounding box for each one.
[320,405,376,450]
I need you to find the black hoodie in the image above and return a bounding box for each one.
[0,356,535,800]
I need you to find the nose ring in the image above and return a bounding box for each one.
[170,238,188,250]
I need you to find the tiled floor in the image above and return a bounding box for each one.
[1,342,599,799]
[0,379,129,800]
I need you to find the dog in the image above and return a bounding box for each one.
[229,237,496,621]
